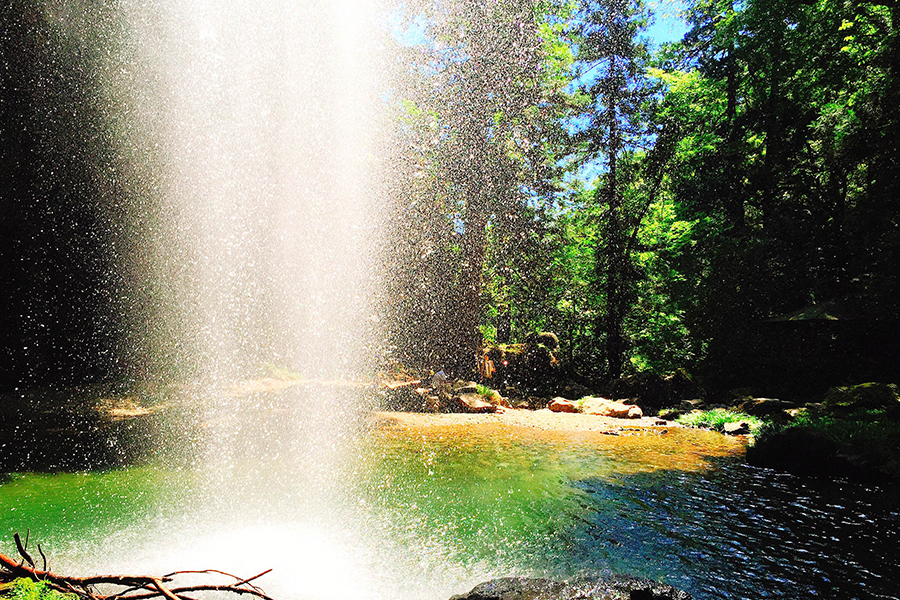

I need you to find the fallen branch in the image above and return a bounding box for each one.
[0,534,275,600]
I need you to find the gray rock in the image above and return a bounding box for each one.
[449,575,692,600]
[457,381,480,394]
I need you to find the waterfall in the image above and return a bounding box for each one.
[78,0,388,384]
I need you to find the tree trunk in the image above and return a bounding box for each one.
[453,191,489,374]
[600,55,627,381]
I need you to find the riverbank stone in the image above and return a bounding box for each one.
[549,397,579,413]
[454,392,498,413]
[449,575,692,600]
[581,397,643,418]
[739,397,796,417]
[548,397,644,418]
[823,382,900,414]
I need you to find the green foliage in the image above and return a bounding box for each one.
[676,409,765,434]
[389,0,900,389]
[1,579,75,600]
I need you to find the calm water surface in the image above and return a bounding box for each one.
[0,397,898,600]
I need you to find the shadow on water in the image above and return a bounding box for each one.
[0,383,206,474]
[0,381,374,474]
[568,460,900,600]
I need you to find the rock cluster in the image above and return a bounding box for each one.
[745,382,900,483]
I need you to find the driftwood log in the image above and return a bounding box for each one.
[0,532,275,600]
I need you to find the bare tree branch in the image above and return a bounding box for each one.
[0,535,276,600]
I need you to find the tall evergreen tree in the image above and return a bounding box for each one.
[572,0,658,379]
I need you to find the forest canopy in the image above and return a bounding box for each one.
[383,0,900,394]
[0,0,897,394]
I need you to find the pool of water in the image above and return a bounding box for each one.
[1,389,898,600]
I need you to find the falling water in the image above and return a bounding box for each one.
[94,0,386,384]
[18,0,409,597]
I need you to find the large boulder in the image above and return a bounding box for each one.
[548,396,643,419]
[483,332,561,390]
[449,575,691,600]
[823,382,899,414]
[581,396,643,419]
[746,427,851,478]
[453,393,498,413]
[524,331,560,351]
[549,397,579,413]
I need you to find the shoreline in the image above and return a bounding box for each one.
[368,408,749,475]
[369,407,677,434]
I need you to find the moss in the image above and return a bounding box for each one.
[823,382,899,413]
[657,408,681,421]
[1,579,75,600]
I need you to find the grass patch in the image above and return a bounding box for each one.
[0,579,75,600]
[676,408,765,434]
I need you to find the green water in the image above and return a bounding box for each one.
[1,402,898,600]
[352,424,736,574]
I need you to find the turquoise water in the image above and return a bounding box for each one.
[1,393,898,599]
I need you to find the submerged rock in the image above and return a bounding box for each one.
[449,575,691,600]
